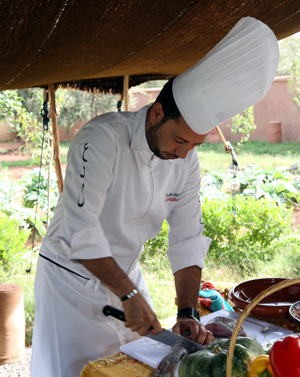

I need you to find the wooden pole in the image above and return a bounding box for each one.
[216,126,231,153]
[123,75,129,111]
[48,84,64,194]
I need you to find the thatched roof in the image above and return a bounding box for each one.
[1,0,300,93]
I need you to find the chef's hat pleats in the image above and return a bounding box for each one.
[172,17,279,135]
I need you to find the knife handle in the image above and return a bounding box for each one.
[103,305,154,331]
[103,305,126,321]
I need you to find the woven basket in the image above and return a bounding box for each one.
[226,277,300,377]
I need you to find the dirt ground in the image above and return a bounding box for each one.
[0,142,67,181]
[0,142,300,228]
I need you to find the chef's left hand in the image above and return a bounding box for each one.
[172,317,215,345]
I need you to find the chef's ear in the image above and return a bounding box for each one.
[150,102,164,125]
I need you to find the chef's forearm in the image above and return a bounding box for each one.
[78,257,136,298]
[174,265,202,311]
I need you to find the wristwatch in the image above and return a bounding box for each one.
[177,307,200,322]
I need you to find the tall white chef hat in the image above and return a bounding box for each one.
[172,17,279,135]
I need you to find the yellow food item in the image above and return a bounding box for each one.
[80,352,155,377]
[250,355,274,377]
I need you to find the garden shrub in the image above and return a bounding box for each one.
[0,170,46,238]
[0,213,30,273]
[21,167,59,213]
[202,195,292,273]
[200,165,300,206]
[237,165,299,205]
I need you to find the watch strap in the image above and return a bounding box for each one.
[177,307,200,322]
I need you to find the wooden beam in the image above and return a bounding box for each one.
[48,84,64,194]
[123,75,129,111]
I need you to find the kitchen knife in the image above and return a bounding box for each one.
[103,305,205,351]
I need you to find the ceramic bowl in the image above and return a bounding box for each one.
[229,278,300,318]
[289,300,300,324]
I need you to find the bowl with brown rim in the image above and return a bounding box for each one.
[229,278,300,318]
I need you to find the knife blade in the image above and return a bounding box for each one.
[103,305,205,351]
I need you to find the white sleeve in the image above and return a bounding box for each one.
[166,150,211,274]
[58,120,117,260]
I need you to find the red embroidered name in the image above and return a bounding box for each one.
[165,192,179,202]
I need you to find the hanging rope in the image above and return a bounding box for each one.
[215,126,239,216]
[291,160,300,173]
[117,94,123,112]
[26,93,49,273]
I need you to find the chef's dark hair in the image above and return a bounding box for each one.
[153,78,181,122]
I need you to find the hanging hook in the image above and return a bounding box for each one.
[41,89,50,131]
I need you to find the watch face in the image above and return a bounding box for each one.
[193,309,200,321]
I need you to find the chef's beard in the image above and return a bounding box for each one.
[146,120,178,160]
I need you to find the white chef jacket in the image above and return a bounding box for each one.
[42,104,211,276]
[31,104,211,377]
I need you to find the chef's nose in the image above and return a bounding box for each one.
[176,143,190,159]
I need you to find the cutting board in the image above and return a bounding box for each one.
[120,309,293,377]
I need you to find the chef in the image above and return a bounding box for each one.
[31,17,279,377]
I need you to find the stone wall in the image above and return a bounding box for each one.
[214,76,300,143]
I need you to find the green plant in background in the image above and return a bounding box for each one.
[236,165,300,206]
[288,58,300,113]
[277,34,300,76]
[202,196,292,274]
[227,106,257,153]
[0,170,22,206]
[0,89,54,166]
[200,168,229,200]
[0,213,30,274]
[0,90,21,125]
[21,167,59,215]
[0,170,46,238]
[14,107,53,165]
[200,165,300,206]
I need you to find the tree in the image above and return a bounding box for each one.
[0,90,23,127]
[56,89,118,137]
[0,89,53,165]
[277,33,300,76]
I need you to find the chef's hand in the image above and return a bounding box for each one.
[122,293,162,336]
[172,317,215,345]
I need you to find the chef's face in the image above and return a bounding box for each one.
[146,103,207,160]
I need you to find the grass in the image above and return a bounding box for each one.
[140,253,176,321]
[0,142,71,168]
[197,141,300,170]
[0,160,37,168]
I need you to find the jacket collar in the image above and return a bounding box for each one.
[130,104,181,164]
[130,105,151,152]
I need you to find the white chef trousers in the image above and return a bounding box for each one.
[30,255,153,377]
